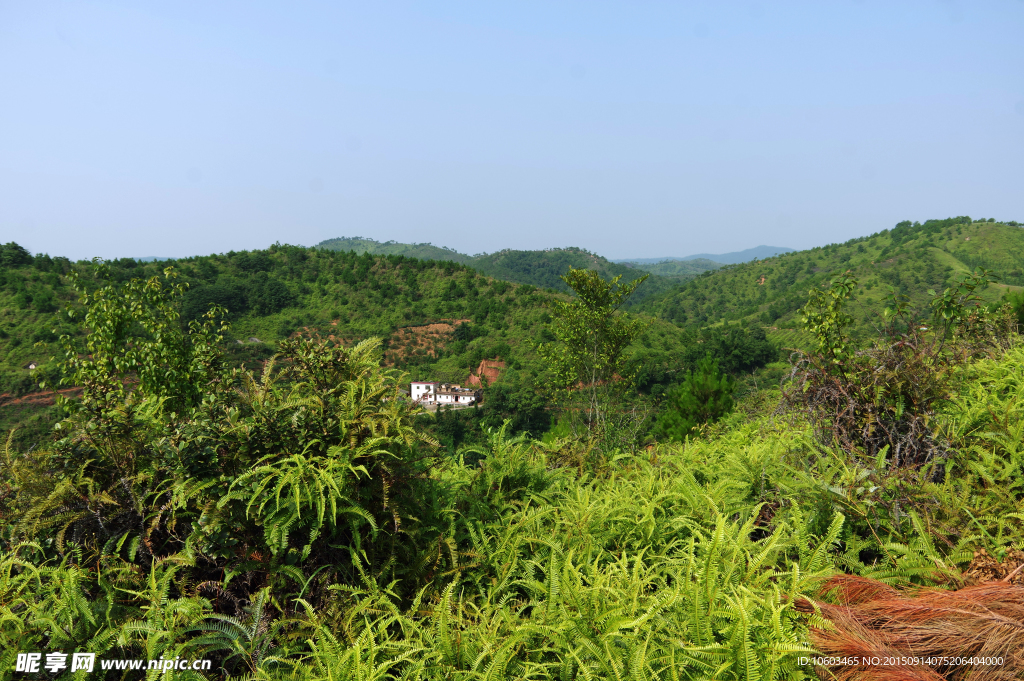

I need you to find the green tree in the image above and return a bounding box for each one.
[181,281,250,320]
[56,262,230,428]
[432,404,469,453]
[539,268,649,446]
[0,242,32,267]
[801,274,857,374]
[481,370,550,436]
[653,354,735,441]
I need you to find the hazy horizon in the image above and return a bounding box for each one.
[113,240,793,265]
[2,2,1022,261]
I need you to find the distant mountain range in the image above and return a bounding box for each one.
[614,245,795,266]
[316,239,793,269]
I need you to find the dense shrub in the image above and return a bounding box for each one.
[788,270,1015,467]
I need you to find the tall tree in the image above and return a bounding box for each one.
[540,268,649,446]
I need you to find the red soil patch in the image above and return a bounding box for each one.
[467,359,505,386]
[0,386,83,408]
[384,319,470,365]
[283,319,473,368]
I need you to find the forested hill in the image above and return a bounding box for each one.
[315,238,710,302]
[619,258,723,277]
[315,237,472,264]
[636,216,1024,343]
[8,217,1023,449]
[0,245,555,393]
[464,247,690,302]
[0,242,698,447]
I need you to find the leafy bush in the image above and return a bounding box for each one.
[788,271,1015,467]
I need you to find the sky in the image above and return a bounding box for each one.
[1,1,1023,262]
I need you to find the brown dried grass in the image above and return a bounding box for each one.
[796,574,1024,680]
[963,550,1024,586]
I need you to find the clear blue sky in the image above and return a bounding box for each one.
[2,1,1022,261]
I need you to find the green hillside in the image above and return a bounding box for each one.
[316,238,700,304]
[638,217,1024,347]
[315,236,473,263]
[619,257,723,277]
[9,216,1022,450]
[0,245,559,395]
[2,243,713,450]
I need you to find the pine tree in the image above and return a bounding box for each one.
[654,353,735,441]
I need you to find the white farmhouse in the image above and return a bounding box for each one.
[411,381,439,403]
[410,381,481,406]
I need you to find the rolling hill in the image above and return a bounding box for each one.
[0,243,698,449]
[460,247,686,303]
[315,239,705,303]
[6,216,1023,450]
[315,237,473,264]
[635,217,1024,347]
[618,258,724,277]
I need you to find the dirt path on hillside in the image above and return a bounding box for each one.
[0,386,83,408]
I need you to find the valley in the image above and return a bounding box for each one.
[3,217,1023,451]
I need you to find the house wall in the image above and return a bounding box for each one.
[411,382,437,403]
